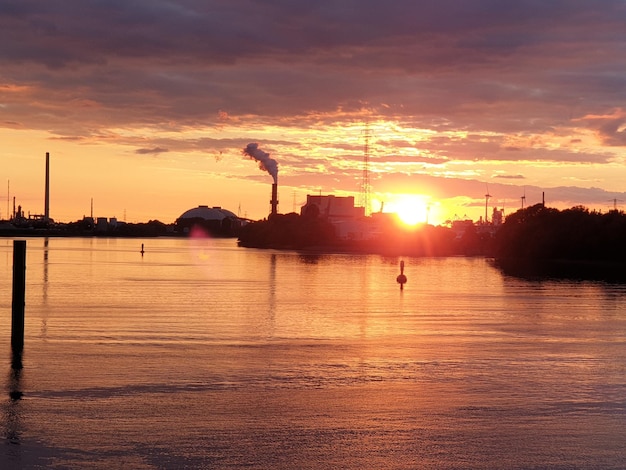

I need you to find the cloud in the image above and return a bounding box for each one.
[135,147,169,155]
[2,0,626,219]
[495,174,525,180]
[578,109,626,146]
[3,2,625,118]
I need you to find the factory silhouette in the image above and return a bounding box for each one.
[1,151,240,237]
[0,149,498,250]
[3,150,626,278]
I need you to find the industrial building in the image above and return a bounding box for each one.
[175,205,242,237]
[300,195,383,240]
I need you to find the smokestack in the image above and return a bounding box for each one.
[242,143,280,216]
[270,183,278,216]
[44,152,50,223]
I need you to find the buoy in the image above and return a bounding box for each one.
[396,260,407,290]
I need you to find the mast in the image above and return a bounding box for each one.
[359,123,372,216]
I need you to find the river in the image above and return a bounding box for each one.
[1,237,625,469]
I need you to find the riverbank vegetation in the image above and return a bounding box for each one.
[495,204,626,261]
[494,204,626,279]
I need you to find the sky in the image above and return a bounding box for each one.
[1,0,626,225]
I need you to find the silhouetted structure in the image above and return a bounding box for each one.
[270,183,279,216]
[175,205,242,237]
[238,209,484,256]
[45,152,50,223]
[11,241,26,354]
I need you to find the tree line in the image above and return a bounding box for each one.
[494,203,626,263]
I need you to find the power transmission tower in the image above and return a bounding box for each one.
[359,123,372,216]
[484,184,491,223]
[609,198,624,211]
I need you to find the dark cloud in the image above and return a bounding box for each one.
[135,147,169,155]
[574,109,626,146]
[597,115,626,146]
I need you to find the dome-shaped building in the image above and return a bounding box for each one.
[175,205,242,237]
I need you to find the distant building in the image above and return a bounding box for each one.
[475,207,505,236]
[175,205,242,237]
[300,195,380,239]
[96,217,108,232]
[451,219,475,239]
[301,195,364,219]
[492,207,504,226]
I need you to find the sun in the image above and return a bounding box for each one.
[386,194,431,226]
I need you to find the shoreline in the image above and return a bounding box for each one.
[495,257,626,282]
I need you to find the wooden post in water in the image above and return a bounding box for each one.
[11,240,26,354]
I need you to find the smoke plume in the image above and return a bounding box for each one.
[243,143,278,183]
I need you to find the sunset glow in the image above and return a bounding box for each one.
[384,195,432,226]
[1,2,626,224]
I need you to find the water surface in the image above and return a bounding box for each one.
[1,237,625,468]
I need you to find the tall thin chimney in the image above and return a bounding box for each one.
[44,152,50,222]
[270,183,278,216]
